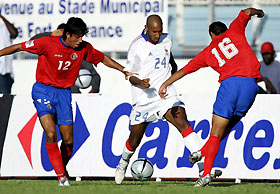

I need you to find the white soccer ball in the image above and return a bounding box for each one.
[74,69,92,89]
[131,158,153,181]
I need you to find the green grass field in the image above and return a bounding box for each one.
[1,179,280,194]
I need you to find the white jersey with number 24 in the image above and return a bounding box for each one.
[124,32,177,105]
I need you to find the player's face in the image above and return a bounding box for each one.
[262,53,274,65]
[66,33,83,48]
[145,23,162,44]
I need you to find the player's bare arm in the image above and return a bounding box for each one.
[243,8,264,17]
[0,14,18,39]
[129,76,150,89]
[102,54,133,77]
[0,43,22,57]
[261,77,277,94]
[158,68,186,99]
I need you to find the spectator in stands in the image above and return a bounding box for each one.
[259,42,280,94]
[274,48,280,62]
[31,24,101,93]
[0,14,18,94]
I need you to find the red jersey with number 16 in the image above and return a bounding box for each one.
[21,36,104,88]
[183,11,261,83]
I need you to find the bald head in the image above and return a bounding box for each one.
[145,15,163,44]
[146,15,163,27]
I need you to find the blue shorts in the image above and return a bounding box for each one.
[213,77,259,119]
[32,82,73,125]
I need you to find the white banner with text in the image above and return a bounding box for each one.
[0,0,168,51]
[1,94,280,179]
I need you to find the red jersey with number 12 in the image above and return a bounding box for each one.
[183,11,261,83]
[21,36,104,88]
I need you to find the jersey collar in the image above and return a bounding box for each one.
[141,30,155,45]
[59,36,72,48]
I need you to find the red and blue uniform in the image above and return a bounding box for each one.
[22,36,104,88]
[21,36,104,125]
[183,11,260,118]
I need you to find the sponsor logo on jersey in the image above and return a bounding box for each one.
[54,54,63,57]
[25,40,34,48]
[71,53,78,60]
[164,48,169,56]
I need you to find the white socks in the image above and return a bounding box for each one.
[120,143,134,164]
[182,131,204,172]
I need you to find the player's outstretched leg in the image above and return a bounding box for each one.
[194,136,220,187]
[115,140,135,184]
[46,142,70,186]
[165,107,206,177]
[181,127,205,175]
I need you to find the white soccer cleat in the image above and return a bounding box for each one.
[194,174,211,187]
[58,176,70,186]
[115,158,129,185]
[189,151,202,164]
[115,165,127,184]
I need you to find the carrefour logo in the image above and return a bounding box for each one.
[17,102,90,171]
[16,101,280,173]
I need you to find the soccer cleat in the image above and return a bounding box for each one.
[199,169,222,178]
[211,169,222,178]
[189,151,202,164]
[194,174,211,187]
[115,165,127,184]
[58,176,70,186]
[115,159,129,185]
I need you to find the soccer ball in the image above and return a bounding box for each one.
[131,158,153,181]
[74,69,92,89]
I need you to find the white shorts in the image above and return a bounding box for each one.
[130,95,185,125]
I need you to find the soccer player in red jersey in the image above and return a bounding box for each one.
[158,8,264,186]
[0,17,130,186]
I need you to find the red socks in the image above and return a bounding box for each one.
[60,142,73,168]
[181,126,194,138]
[200,139,211,157]
[46,142,65,179]
[126,139,134,152]
[201,136,220,177]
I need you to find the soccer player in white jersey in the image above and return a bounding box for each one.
[115,14,221,184]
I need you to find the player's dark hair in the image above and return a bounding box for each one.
[63,17,88,40]
[209,21,228,36]
[146,14,163,26]
[57,23,66,30]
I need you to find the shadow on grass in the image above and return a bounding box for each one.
[210,182,237,187]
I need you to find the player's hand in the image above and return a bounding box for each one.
[256,9,265,18]
[139,78,150,89]
[124,71,135,80]
[158,84,168,99]
[263,78,277,94]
